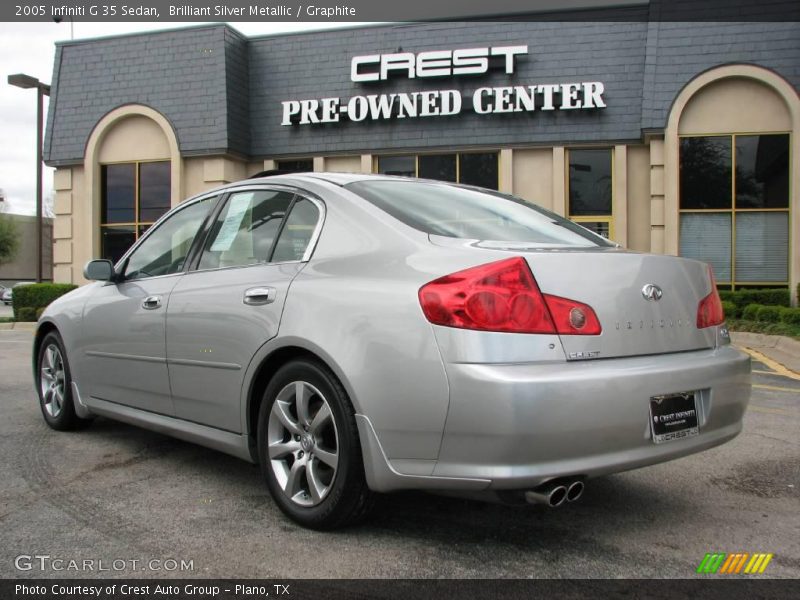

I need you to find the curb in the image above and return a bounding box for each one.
[731,331,800,376]
[0,322,36,331]
[730,331,800,353]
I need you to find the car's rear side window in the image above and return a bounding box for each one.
[272,198,321,262]
[346,180,611,247]
[198,190,294,270]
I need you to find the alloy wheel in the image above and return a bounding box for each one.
[267,380,340,507]
[40,344,66,418]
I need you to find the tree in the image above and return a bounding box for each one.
[0,213,20,265]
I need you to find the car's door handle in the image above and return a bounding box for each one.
[142,295,162,310]
[243,287,277,306]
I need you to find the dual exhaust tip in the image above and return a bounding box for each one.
[524,480,585,507]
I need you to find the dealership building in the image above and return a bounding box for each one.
[42,13,800,300]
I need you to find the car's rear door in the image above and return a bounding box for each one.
[166,187,323,432]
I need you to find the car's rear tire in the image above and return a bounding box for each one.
[36,331,92,431]
[257,358,374,529]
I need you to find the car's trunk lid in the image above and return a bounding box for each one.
[429,237,717,360]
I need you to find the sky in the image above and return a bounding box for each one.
[0,21,370,216]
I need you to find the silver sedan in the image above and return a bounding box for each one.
[33,173,751,529]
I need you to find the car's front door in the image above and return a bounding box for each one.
[166,188,323,432]
[81,195,218,414]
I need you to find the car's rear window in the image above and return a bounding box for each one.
[346,180,612,247]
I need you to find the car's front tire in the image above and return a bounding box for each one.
[36,331,92,431]
[257,358,374,529]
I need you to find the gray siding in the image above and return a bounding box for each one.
[248,21,649,156]
[44,19,800,165]
[224,27,250,157]
[44,25,233,165]
[641,21,800,130]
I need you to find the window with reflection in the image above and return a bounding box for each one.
[377,152,498,189]
[378,156,415,177]
[567,149,613,239]
[418,154,457,183]
[100,161,171,264]
[276,159,314,173]
[679,133,789,289]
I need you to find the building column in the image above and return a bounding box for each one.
[648,137,666,254]
[52,168,74,284]
[361,154,372,174]
[313,157,325,172]
[551,147,566,217]
[203,158,246,190]
[498,149,513,193]
[613,145,628,247]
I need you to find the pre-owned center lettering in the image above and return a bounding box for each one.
[281,44,607,125]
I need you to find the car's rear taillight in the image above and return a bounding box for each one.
[541,294,602,336]
[418,257,601,335]
[696,267,725,328]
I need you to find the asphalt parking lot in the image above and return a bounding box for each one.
[0,328,798,579]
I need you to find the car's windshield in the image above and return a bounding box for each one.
[346,180,612,247]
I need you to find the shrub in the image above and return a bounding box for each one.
[729,289,790,309]
[718,290,735,303]
[741,304,763,321]
[779,307,800,326]
[756,305,781,323]
[721,300,737,319]
[16,307,37,322]
[12,283,78,321]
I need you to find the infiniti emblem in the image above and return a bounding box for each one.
[642,284,663,301]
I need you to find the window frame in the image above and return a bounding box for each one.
[678,131,791,290]
[100,159,173,262]
[275,158,315,173]
[185,184,326,275]
[374,151,500,190]
[566,147,615,241]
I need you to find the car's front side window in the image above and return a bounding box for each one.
[198,189,295,270]
[122,196,217,280]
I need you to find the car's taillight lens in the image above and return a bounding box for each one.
[542,294,602,336]
[696,267,725,328]
[418,256,601,335]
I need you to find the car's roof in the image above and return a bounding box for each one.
[244,172,411,187]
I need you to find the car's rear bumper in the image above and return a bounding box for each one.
[426,344,751,489]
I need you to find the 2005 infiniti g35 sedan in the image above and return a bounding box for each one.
[33,172,751,529]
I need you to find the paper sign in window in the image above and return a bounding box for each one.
[210,193,253,252]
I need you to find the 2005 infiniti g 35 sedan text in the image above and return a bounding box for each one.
[33,173,751,529]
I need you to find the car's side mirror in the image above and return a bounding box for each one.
[83,259,115,282]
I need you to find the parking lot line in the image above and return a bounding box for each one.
[740,347,800,381]
[748,404,798,417]
[752,383,800,394]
